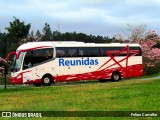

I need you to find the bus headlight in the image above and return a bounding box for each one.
[17,74,22,79]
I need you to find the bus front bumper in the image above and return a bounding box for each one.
[10,74,23,84]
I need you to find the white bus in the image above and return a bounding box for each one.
[9,41,143,86]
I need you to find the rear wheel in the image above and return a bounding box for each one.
[111,71,121,82]
[42,75,53,86]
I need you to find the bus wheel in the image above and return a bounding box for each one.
[111,71,121,82]
[42,75,53,86]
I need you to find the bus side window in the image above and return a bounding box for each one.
[56,47,78,57]
[44,49,53,59]
[78,48,86,57]
[87,47,99,57]
[64,48,78,57]
[100,47,109,56]
[129,47,141,56]
[60,50,65,57]
[79,50,84,57]
[35,48,53,63]
[68,49,76,57]
[78,47,99,57]
[56,50,61,57]
[56,49,65,57]
[23,48,53,70]
[23,51,33,70]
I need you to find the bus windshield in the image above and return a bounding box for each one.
[11,52,25,72]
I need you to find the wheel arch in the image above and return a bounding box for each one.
[111,70,122,82]
[42,73,54,84]
[113,70,121,78]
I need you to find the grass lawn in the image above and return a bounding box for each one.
[0,78,160,119]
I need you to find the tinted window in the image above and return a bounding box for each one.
[23,48,53,69]
[56,47,100,57]
[100,47,142,56]
[100,47,122,56]
[56,47,78,57]
[129,47,142,56]
[100,47,109,56]
[78,47,99,57]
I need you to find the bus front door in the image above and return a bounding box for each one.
[22,70,33,83]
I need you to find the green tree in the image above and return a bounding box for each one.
[52,30,61,41]
[42,23,52,41]
[6,17,30,38]
[5,17,31,52]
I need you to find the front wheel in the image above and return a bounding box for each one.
[42,75,53,86]
[111,72,121,82]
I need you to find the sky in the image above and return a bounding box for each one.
[1,0,160,37]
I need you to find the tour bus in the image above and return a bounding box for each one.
[8,41,143,86]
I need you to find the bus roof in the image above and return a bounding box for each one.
[17,41,141,51]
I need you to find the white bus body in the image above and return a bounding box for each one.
[10,41,143,86]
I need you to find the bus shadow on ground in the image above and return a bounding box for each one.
[0,79,112,89]
[54,79,111,86]
[1,76,160,89]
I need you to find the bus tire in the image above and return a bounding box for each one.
[42,74,53,86]
[111,71,121,82]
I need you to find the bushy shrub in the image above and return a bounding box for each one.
[139,31,160,75]
[143,62,160,75]
[0,57,7,74]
